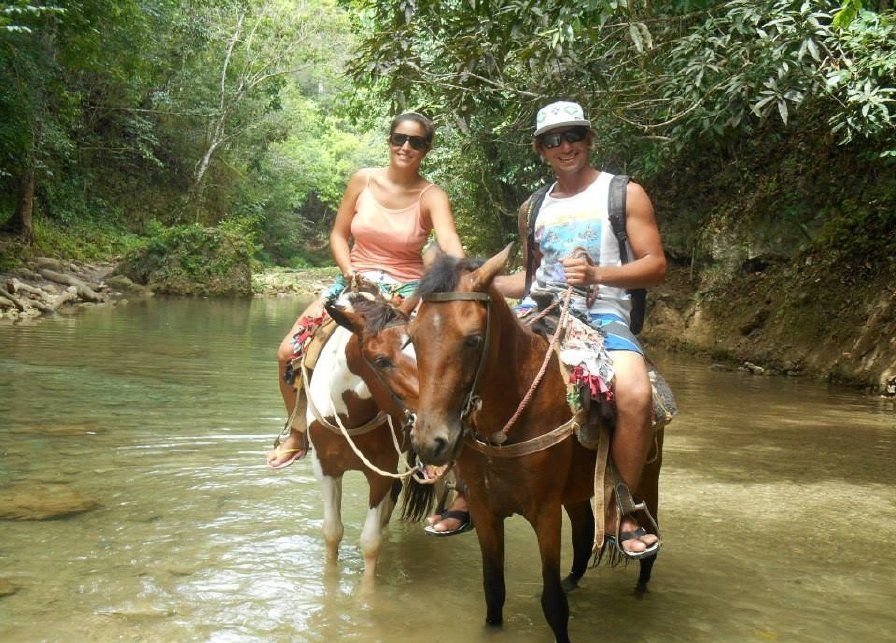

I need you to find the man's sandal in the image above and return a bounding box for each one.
[609,482,661,560]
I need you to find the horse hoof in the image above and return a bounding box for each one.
[485,616,503,627]
[634,581,650,599]
[561,574,580,593]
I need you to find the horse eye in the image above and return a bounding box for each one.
[464,335,482,349]
[374,356,393,369]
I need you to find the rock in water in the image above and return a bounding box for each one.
[0,484,99,520]
[0,578,18,596]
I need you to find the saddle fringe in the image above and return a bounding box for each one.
[591,540,631,569]
[399,473,437,523]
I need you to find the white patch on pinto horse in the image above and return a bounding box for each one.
[310,449,344,560]
[359,490,395,578]
[306,325,371,423]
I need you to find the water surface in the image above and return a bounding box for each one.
[1,297,893,641]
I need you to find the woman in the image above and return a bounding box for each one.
[267,112,464,468]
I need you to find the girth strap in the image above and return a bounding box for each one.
[301,363,389,436]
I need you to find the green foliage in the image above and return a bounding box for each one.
[0,0,384,272]
[341,0,896,255]
[825,9,896,153]
[116,222,255,295]
[0,3,64,34]
[31,217,143,261]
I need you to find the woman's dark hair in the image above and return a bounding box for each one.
[390,112,435,146]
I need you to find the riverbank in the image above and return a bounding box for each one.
[4,254,893,394]
[640,262,896,394]
[0,257,149,322]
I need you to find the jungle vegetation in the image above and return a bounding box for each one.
[1,1,894,280]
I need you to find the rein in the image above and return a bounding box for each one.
[420,286,577,454]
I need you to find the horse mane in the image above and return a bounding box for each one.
[417,253,485,295]
[345,294,408,332]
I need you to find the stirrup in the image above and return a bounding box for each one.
[273,385,306,448]
[611,482,661,561]
[273,420,292,449]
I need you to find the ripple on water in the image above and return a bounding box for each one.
[1,300,894,642]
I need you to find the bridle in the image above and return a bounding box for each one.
[418,286,578,450]
[357,316,418,438]
[419,290,492,431]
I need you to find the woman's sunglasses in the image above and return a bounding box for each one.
[388,133,429,151]
[539,127,588,149]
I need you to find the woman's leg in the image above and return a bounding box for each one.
[267,298,326,468]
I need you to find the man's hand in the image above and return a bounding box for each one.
[561,256,598,286]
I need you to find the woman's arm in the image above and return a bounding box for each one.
[329,169,369,277]
[421,185,464,257]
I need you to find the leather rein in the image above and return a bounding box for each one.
[419,289,581,457]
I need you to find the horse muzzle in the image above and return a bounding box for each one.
[410,415,463,466]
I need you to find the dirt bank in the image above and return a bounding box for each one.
[641,262,896,394]
[0,257,149,322]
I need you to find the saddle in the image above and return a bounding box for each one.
[525,306,677,443]
[302,317,337,372]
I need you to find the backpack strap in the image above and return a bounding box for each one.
[607,174,647,335]
[607,174,630,262]
[523,184,552,293]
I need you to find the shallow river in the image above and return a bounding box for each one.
[1,297,894,642]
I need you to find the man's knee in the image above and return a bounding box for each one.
[611,351,651,418]
[616,378,651,419]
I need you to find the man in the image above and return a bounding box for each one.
[492,100,667,557]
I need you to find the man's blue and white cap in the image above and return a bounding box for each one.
[534,101,591,137]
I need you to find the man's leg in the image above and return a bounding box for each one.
[608,349,657,553]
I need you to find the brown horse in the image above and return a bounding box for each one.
[408,248,663,642]
[302,294,421,581]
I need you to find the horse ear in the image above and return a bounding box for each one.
[468,242,513,291]
[398,292,420,316]
[422,242,442,268]
[325,302,364,334]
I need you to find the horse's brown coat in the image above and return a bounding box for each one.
[409,248,663,643]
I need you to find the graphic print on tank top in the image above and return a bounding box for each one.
[528,172,631,322]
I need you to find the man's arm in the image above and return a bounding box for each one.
[562,181,666,288]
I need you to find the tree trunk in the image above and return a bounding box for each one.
[5,165,35,244]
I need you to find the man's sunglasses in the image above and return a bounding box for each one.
[388,133,429,151]
[539,127,588,149]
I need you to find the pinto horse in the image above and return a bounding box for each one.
[302,294,420,581]
[408,248,664,642]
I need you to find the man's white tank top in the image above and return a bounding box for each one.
[526,172,632,324]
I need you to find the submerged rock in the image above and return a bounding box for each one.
[0,578,18,597]
[0,484,99,520]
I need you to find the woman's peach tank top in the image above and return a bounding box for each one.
[349,170,433,282]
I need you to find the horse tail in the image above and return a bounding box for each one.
[399,474,436,522]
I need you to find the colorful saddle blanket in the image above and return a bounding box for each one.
[519,307,677,428]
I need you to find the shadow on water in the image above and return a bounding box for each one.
[0,297,894,641]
